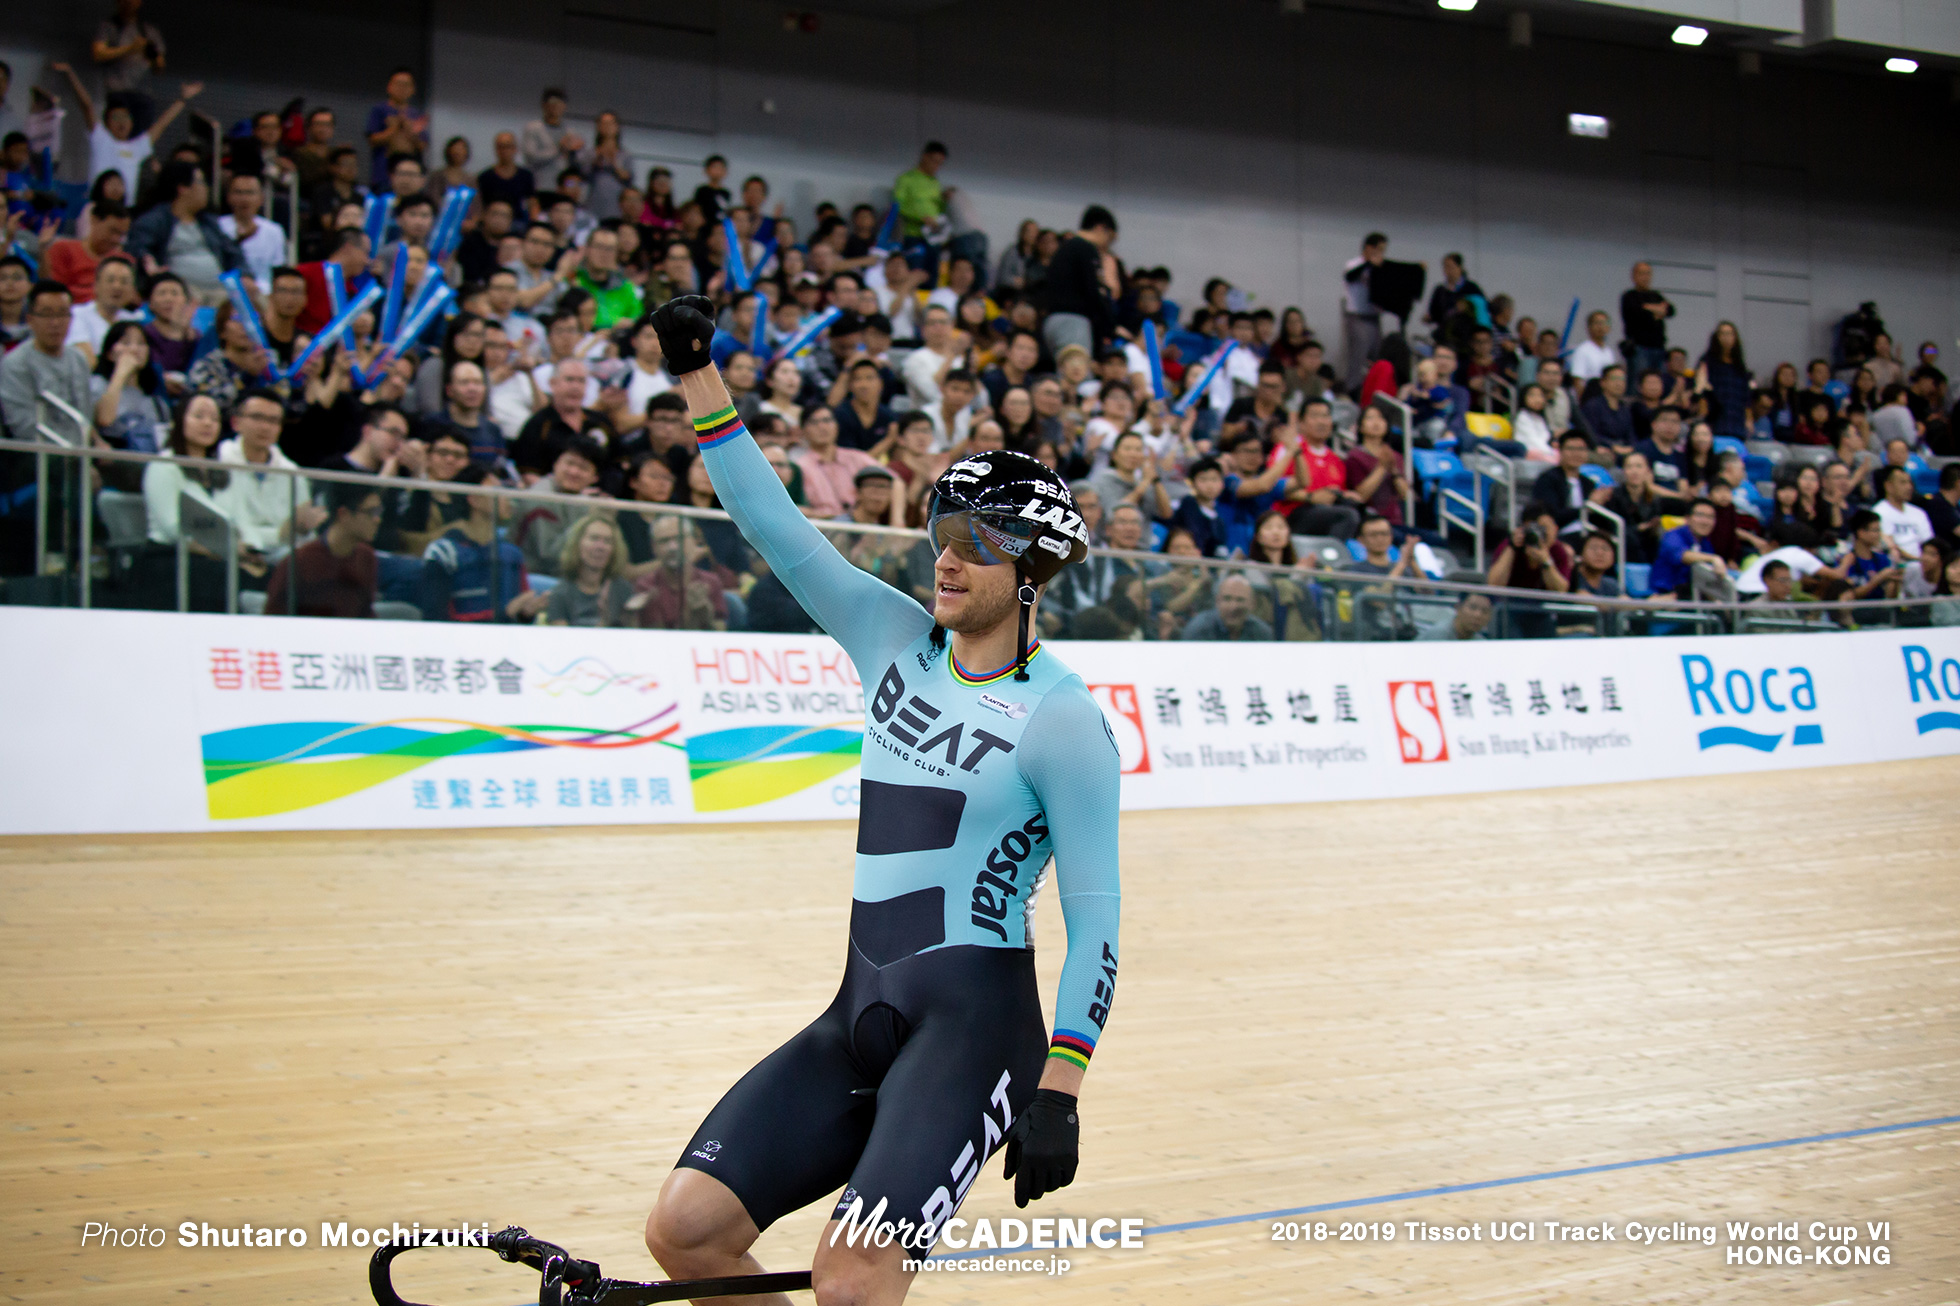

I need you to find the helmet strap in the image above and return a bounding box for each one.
[1013,574,1037,682]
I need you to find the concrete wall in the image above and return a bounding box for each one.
[427,0,1957,374]
[10,0,1958,375]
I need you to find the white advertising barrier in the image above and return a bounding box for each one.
[0,608,1955,835]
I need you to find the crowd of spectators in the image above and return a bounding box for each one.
[4,49,1958,635]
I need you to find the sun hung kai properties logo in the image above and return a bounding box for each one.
[1902,644,1960,734]
[1679,653,1823,752]
[1388,681,1449,763]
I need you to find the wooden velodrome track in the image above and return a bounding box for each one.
[3,758,1957,1304]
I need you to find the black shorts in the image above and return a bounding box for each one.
[674,895,1047,1239]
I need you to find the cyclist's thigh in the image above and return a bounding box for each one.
[832,952,1046,1240]
[678,997,876,1233]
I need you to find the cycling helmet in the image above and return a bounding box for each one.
[926,450,1090,680]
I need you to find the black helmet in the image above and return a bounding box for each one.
[925,450,1089,585]
[925,450,1089,681]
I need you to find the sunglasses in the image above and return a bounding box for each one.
[928,506,1035,568]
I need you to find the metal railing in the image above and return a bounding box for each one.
[1438,486,1486,574]
[1478,373,1517,415]
[31,390,91,600]
[260,168,302,265]
[0,437,1949,640]
[1369,392,1417,528]
[1579,499,1628,592]
[1460,449,1519,532]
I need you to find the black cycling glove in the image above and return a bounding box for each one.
[651,294,718,375]
[1001,1088,1079,1208]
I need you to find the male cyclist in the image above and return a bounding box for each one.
[641,296,1121,1306]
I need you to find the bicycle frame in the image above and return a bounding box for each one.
[370,1225,813,1306]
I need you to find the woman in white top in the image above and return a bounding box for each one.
[601,318,672,439]
[756,356,804,430]
[141,393,231,545]
[1512,383,1556,461]
[136,393,239,609]
[1082,382,1141,473]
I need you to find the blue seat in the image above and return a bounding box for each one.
[1624,563,1652,598]
[1411,449,1477,512]
[1713,436,1748,458]
[1578,464,1615,491]
[1343,539,1401,562]
[1744,454,1775,484]
[1410,448,1455,479]
[1149,521,1168,551]
[1823,379,1849,403]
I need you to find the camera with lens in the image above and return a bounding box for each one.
[1521,524,1544,550]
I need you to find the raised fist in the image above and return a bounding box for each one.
[653,294,717,376]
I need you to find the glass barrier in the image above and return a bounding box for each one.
[1,437,1950,638]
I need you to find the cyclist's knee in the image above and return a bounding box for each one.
[811,1234,909,1306]
[644,1169,753,1262]
[811,1256,879,1306]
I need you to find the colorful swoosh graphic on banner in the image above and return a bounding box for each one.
[686,722,863,812]
[533,655,666,698]
[202,706,682,819]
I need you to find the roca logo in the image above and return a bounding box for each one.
[1679,654,1823,753]
[1901,644,1960,735]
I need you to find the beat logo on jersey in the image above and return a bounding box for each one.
[871,664,1015,774]
[1087,684,1150,774]
[1389,680,1449,763]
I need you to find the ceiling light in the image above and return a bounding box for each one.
[1567,113,1610,138]
[1437,0,1477,11]
[1671,24,1708,46]
[1885,57,1918,74]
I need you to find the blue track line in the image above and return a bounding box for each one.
[1141,1112,1960,1236]
[494,1111,1958,1295]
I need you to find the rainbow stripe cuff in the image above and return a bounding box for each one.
[693,405,745,448]
[1048,1030,1096,1069]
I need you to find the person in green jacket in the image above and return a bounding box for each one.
[570,221,644,329]
[892,141,948,279]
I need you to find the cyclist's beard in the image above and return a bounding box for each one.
[935,567,1020,636]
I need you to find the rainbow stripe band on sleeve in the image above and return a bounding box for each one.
[1048,1030,1096,1069]
[693,405,746,449]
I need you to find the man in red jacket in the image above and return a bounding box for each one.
[295,227,371,335]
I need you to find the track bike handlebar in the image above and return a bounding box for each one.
[370,1224,813,1306]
